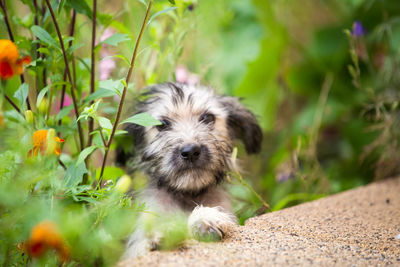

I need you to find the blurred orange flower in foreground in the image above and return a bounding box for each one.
[0,39,31,79]
[28,129,64,157]
[26,221,70,262]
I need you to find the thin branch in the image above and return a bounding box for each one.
[4,94,21,113]
[40,0,46,24]
[45,0,84,150]
[308,73,333,160]
[33,0,40,96]
[0,0,31,110]
[40,0,47,88]
[87,0,97,148]
[99,0,153,180]
[58,158,66,170]
[0,0,14,42]
[230,171,270,210]
[97,125,107,147]
[58,10,76,126]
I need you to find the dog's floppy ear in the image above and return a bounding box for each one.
[219,96,263,154]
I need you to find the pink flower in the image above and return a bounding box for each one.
[98,28,116,81]
[100,28,114,44]
[99,56,116,80]
[62,95,72,107]
[175,65,200,85]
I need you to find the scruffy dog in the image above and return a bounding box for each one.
[117,82,262,258]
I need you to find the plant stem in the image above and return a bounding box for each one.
[0,0,31,110]
[99,0,153,181]
[87,0,97,148]
[4,94,20,113]
[45,0,84,150]
[58,158,66,170]
[231,171,270,210]
[0,0,14,42]
[97,125,107,147]
[308,73,333,160]
[58,10,76,126]
[33,0,40,96]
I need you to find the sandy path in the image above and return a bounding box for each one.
[118,177,400,266]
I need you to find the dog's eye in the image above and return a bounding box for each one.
[156,119,170,131]
[199,113,215,125]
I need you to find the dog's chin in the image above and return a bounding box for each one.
[161,168,219,194]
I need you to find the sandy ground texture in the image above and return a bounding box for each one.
[118,177,400,266]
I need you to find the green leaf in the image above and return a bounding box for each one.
[77,146,97,164]
[77,57,91,72]
[97,12,114,26]
[66,0,92,18]
[120,112,161,127]
[147,7,177,26]
[102,54,130,66]
[271,193,326,211]
[99,79,124,97]
[95,166,125,181]
[78,100,102,121]
[36,85,51,107]
[58,0,67,14]
[97,116,113,130]
[84,88,116,104]
[101,33,130,46]
[64,162,88,187]
[137,0,147,7]
[66,43,84,55]
[31,25,59,48]
[14,83,29,109]
[55,105,74,121]
[115,130,128,136]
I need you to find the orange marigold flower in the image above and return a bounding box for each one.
[28,129,64,157]
[26,221,70,262]
[0,39,31,79]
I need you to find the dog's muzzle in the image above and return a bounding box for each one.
[180,144,202,162]
[176,144,210,168]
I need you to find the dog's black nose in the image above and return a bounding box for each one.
[180,144,201,162]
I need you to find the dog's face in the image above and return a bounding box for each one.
[121,83,262,194]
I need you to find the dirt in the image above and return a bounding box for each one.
[118,177,400,266]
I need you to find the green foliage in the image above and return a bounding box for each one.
[1,0,400,265]
[121,112,162,127]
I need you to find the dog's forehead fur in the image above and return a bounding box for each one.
[141,83,228,121]
[140,83,231,147]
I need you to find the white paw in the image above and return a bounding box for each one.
[188,206,237,241]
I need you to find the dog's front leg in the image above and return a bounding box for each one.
[188,206,237,241]
[121,220,163,259]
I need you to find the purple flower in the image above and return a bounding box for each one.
[275,170,293,183]
[352,21,366,36]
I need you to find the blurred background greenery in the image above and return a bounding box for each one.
[1,0,400,265]
[120,0,400,223]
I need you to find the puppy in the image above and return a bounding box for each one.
[117,82,262,258]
